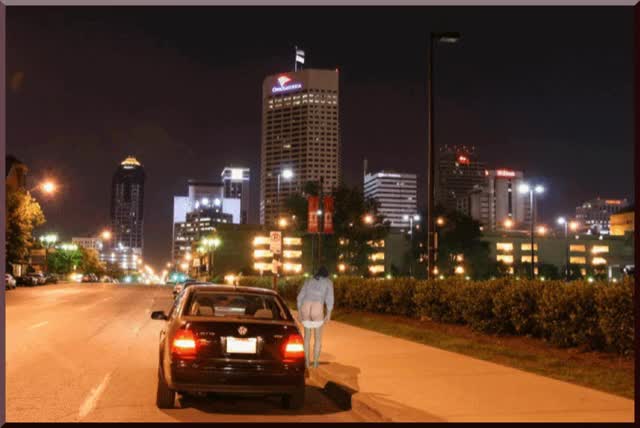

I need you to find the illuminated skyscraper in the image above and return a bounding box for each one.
[110,156,145,268]
[434,145,486,214]
[260,68,340,226]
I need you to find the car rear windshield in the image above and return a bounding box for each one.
[183,291,290,321]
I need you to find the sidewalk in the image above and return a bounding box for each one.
[299,317,635,422]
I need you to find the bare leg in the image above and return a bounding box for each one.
[303,327,311,368]
[312,326,323,368]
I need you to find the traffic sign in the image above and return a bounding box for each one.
[269,231,282,255]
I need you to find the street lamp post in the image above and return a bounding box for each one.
[557,217,570,281]
[427,31,460,280]
[519,184,545,279]
[403,214,421,276]
[39,234,58,274]
[276,168,294,219]
[557,217,579,281]
[202,237,221,279]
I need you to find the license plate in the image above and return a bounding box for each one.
[226,337,257,354]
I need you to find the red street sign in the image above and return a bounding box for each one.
[323,196,334,234]
[308,196,319,233]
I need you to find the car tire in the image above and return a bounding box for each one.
[282,387,305,410]
[156,367,176,409]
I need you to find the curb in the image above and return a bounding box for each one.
[308,366,390,422]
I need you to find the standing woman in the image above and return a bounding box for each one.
[296,266,334,368]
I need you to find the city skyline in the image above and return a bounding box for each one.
[7,7,634,267]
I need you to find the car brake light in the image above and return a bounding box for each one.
[171,329,197,357]
[283,334,305,360]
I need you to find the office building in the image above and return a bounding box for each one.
[172,175,248,261]
[110,156,145,257]
[221,166,250,224]
[482,229,634,280]
[260,68,340,226]
[575,197,629,235]
[435,145,487,214]
[173,206,233,263]
[72,237,103,251]
[609,205,635,236]
[464,169,532,231]
[363,170,418,229]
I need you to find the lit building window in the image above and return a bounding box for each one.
[368,265,385,274]
[570,245,586,252]
[591,245,609,254]
[521,255,539,263]
[282,263,302,273]
[253,262,272,271]
[283,237,302,246]
[253,236,270,246]
[570,256,587,264]
[370,252,385,262]
[496,255,514,264]
[283,250,302,259]
[253,249,273,259]
[591,257,607,265]
[521,243,538,251]
[496,242,513,252]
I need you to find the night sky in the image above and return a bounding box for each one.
[7,6,634,268]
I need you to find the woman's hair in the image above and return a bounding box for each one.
[314,266,329,279]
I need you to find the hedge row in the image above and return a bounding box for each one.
[237,275,634,355]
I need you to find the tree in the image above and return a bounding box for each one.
[284,182,390,275]
[47,248,83,274]
[413,206,489,279]
[6,187,45,269]
[80,248,106,276]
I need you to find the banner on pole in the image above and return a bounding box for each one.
[323,196,334,234]
[308,196,319,233]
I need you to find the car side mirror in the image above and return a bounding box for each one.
[151,311,168,320]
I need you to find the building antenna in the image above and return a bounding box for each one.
[294,45,298,72]
[363,158,368,178]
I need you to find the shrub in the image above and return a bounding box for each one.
[535,280,605,350]
[595,278,634,355]
[492,279,541,337]
[238,274,633,354]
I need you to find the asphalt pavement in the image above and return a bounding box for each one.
[5,282,360,422]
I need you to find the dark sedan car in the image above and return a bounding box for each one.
[151,284,306,410]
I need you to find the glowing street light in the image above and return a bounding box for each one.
[537,225,547,236]
[101,230,112,241]
[436,217,445,226]
[278,217,289,229]
[30,180,58,195]
[281,168,294,180]
[503,218,514,229]
[363,214,374,225]
[519,182,545,279]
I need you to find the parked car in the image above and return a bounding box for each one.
[152,284,305,409]
[45,273,59,284]
[5,274,17,290]
[27,272,46,285]
[100,275,114,283]
[173,280,209,298]
[82,273,99,283]
[17,275,38,286]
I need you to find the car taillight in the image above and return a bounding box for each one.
[283,334,305,361]
[171,329,197,358]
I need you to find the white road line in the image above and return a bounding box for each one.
[27,321,49,330]
[78,372,112,420]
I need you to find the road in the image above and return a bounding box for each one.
[5,282,360,422]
